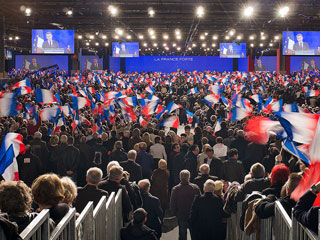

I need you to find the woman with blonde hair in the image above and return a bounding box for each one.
[61,177,78,207]
[151,159,170,212]
[142,132,152,151]
[197,144,211,171]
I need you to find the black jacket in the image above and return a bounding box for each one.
[121,160,143,183]
[140,192,163,238]
[30,138,49,173]
[136,151,154,179]
[190,192,227,240]
[90,144,108,173]
[17,151,42,186]
[121,222,157,240]
[294,190,320,234]
[57,145,80,178]
[109,149,128,163]
[261,184,283,198]
[203,157,224,179]
[193,174,219,194]
[172,151,186,186]
[222,159,245,183]
[184,151,198,181]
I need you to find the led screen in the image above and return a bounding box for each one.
[15,55,68,71]
[283,31,320,55]
[112,42,139,57]
[220,43,246,58]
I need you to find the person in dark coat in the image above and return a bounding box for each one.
[16,145,42,186]
[255,173,302,218]
[120,150,142,183]
[121,208,157,240]
[190,179,227,240]
[172,143,187,187]
[151,159,170,212]
[184,145,199,182]
[90,138,109,174]
[30,131,49,173]
[77,136,93,187]
[230,130,249,161]
[138,179,163,239]
[221,148,245,183]
[136,142,154,179]
[109,141,128,163]
[234,163,270,202]
[193,164,219,193]
[168,143,180,190]
[128,128,143,150]
[215,121,229,139]
[244,142,268,173]
[75,167,109,213]
[57,136,80,183]
[106,130,118,152]
[203,147,224,179]
[97,165,132,222]
[170,170,201,240]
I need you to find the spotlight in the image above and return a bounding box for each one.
[243,6,254,17]
[15,36,20,40]
[165,47,169,51]
[279,6,289,17]
[25,8,31,16]
[274,35,280,40]
[102,35,107,39]
[143,43,148,47]
[105,42,109,46]
[173,43,176,47]
[148,28,155,35]
[237,35,242,40]
[250,43,254,47]
[115,28,124,36]
[202,43,206,47]
[176,35,181,40]
[114,35,119,39]
[200,35,205,40]
[175,29,181,35]
[126,35,132,40]
[108,5,118,16]
[153,43,158,47]
[95,42,99,46]
[204,32,208,36]
[259,43,263,47]
[151,35,156,40]
[212,43,216,47]
[225,36,230,40]
[196,6,204,18]
[261,36,266,40]
[212,35,218,40]
[163,34,169,40]
[163,43,167,47]
[66,9,73,16]
[86,42,90,46]
[8,37,13,41]
[269,43,273,47]
[249,35,255,40]
[229,30,235,36]
[148,8,155,17]
[89,35,95,39]
[177,47,181,51]
[138,35,144,39]
[192,43,197,47]
[78,35,83,39]
[188,47,192,50]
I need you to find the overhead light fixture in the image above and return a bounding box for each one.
[200,35,205,40]
[225,36,230,40]
[78,35,83,39]
[249,35,255,40]
[204,32,208,36]
[177,47,181,51]
[163,34,169,40]
[212,43,216,47]
[25,8,31,16]
[89,35,95,39]
[165,47,169,51]
[172,43,176,47]
[114,35,119,39]
[126,35,132,40]
[66,9,73,16]
[229,30,235,36]
[269,43,273,47]
[115,28,124,36]
[95,42,99,46]
[138,35,144,39]
[176,35,181,40]
[8,37,13,41]
[279,6,289,17]
[148,8,155,17]
[163,43,167,47]
[175,29,181,35]
[86,42,89,46]
[259,43,263,47]
[212,35,218,40]
[202,43,206,47]
[188,47,192,50]
[143,43,148,47]
[148,28,155,35]
[250,43,254,47]
[108,5,118,16]
[274,35,280,40]
[102,35,107,39]
[196,6,204,18]
[105,42,109,46]
[243,6,254,17]
[151,35,156,39]
[261,36,266,40]
[15,36,20,40]
[237,35,242,40]
[153,43,158,47]
[192,43,197,47]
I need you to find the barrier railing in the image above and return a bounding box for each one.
[115,189,123,240]
[260,217,273,240]
[292,209,320,240]
[106,192,116,240]
[274,201,292,240]
[93,196,107,240]
[75,201,94,240]
[50,208,76,240]
[21,209,50,240]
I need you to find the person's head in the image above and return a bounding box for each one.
[285,173,302,196]
[270,164,290,186]
[109,166,123,183]
[180,133,187,142]
[190,144,199,155]
[139,142,147,151]
[227,129,234,137]
[250,163,265,179]
[184,125,191,134]
[93,58,98,64]
[257,59,262,65]
[202,144,211,154]
[106,161,120,176]
[214,180,223,196]
[50,135,59,146]
[138,179,151,193]
[201,137,208,145]
[132,128,140,138]
[31,173,65,208]
[310,59,315,65]
[206,147,214,159]
[204,179,215,193]
[114,141,123,151]
[34,131,42,139]
[180,170,190,184]
[101,132,108,141]
[229,148,238,159]
[0,181,32,215]
[121,43,126,50]
[228,45,233,50]
[154,136,162,144]
[199,164,210,175]
[128,150,137,161]
[158,159,167,170]
[67,136,74,145]
[60,135,68,144]
[296,33,303,42]
[86,167,103,185]
[236,130,244,138]
[133,208,147,225]
[46,31,53,41]
[216,137,223,144]
[172,143,180,153]
[61,177,77,207]
[32,57,37,64]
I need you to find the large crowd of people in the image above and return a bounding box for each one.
[0,69,320,239]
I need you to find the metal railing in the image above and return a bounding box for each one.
[50,208,76,240]
[93,196,107,240]
[106,192,116,240]
[21,209,50,240]
[115,189,123,240]
[75,201,94,240]
[292,209,320,240]
[274,201,292,240]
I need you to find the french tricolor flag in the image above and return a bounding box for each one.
[122,96,138,107]
[306,90,320,97]
[72,96,91,110]
[0,95,17,117]
[159,116,180,129]
[187,87,198,95]
[186,110,194,123]
[229,107,251,121]
[0,133,25,181]
[11,78,31,90]
[220,96,232,107]
[203,94,220,107]
[105,91,122,100]
[213,117,222,135]
[283,103,300,113]
[145,85,155,94]
[142,100,159,116]
[250,94,263,104]
[40,107,61,122]
[139,115,148,128]
[35,88,60,104]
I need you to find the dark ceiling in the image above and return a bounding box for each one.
[2,0,320,55]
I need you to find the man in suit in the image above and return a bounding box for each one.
[121,150,143,183]
[90,58,102,70]
[42,31,59,49]
[293,33,309,52]
[255,59,266,71]
[204,147,223,179]
[75,167,109,212]
[222,148,245,184]
[138,179,163,238]
[226,44,236,56]
[193,164,219,193]
[308,59,319,71]
[29,57,41,71]
[119,43,129,55]
[136,142,154,179]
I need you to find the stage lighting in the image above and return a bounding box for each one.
[115,28,124,36]
[188,47,192,50]
[205,32,208,36]
[25,8,31,16]
[163,34,169,40]
[200,35,205,40]
[237,35,242,40]
[250,43,254,47]
[165,47,169,50]
[108,5,118,16]
[192,43,197,47]
[196,6,204,18]
[274,35,280,40]
[279,6,289,17]
[249,35,255,40]
[8,37,13,41]
[86,42,90,46]
[105,43,109,46]
[78,35,83,39]
[177,47,181,51]
[163,43,167,47]
[148,28,155,35]
[102,35,107,39]
[225,36,230,40]
[95,42,99,46]
[212,35,218,40]
[66,9,73,16]
[143,43,147,47]
[153,43,158,47]
[261,36,266,40]
[243,6,253,17]
[176,35,181,40]
[151,35,156,39]
[89,35,95,39]
[173,43,176,47]
[269,43,273,47]
[138,35,144,39]
[175,29,181,35]
[229,30,235,36]
[259,43,263,47]
[202,43,206,47]
[114,35,119,39]
[148,8,155,17]
[212,43,216,47]
[15,36,20,40]
[126,35,132,39]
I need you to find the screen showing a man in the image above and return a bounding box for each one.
[42,32,59,49]
[91,58,102,70]
[119,44,129,55]
[255,59,266,71]
[29,57,41,71]
[227,45,236,55]
[293,34,310,52]
[308,59,319,71]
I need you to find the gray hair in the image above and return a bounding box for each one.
[86,167,103,185]
[34,131,42,139]
[204,179,215,193]
[200,164,210,175]
[109,166,123,181]
[107,161,120,175]
[180,170,190,183]
[138,179,150,193]
[60,135,68,144]
[128,150,137,161]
